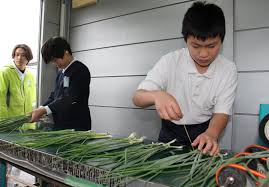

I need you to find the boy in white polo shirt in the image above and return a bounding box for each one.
[133,1,237,156]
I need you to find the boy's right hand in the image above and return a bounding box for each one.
[153,91,183,121]
[29,107,47,123]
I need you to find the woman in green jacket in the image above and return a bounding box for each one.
[0,44,36,124]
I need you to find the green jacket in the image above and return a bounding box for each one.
[0,64,36,119]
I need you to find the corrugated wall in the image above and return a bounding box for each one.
[233,0,269,151]
[38,0,61,105]
[69,0,234,148]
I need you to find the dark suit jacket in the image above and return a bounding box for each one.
[43,60,91,130]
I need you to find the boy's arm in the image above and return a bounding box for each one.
[193,64,237,156]
[132,89,156,108]
[133,89,183,121]
[206,113,229,140]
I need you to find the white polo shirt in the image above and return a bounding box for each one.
[137,48,237,125]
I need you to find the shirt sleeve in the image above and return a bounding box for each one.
[137,55,169,91]
[43,91,55,106]
[214,64,238,115]
[44,106,52,115]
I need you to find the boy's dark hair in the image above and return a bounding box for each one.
[182,1,225,42]
[41,36,72,64]
[12,44,33,62]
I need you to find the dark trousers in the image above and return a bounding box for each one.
[158,119,210,146]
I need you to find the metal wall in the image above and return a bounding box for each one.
[233,0,269,151]
[38,0,61,105]
[69,0,234,149]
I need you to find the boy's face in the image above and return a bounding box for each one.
[186,35,222,69]
[50,52,70,69]
[13,48,28,71]
[51,58,65,69]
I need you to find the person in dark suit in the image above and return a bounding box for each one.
[30,36,91,130]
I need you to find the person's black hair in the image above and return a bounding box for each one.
[41,36,72,64]
[12,44,33,62]
[182,1,225,42]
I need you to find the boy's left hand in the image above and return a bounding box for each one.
[191,132,220,156]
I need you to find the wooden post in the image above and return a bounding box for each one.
[72,0,97,9]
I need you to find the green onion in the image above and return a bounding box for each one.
[15,130,112,150]
[0,115,30,133]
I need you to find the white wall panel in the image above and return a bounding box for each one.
[71,0,233,58]
[90,77,144,108]
[70,3,192,51]
[71,0,190,27]
[232,115,259,152]
[74,39,184,77]
[233,0,269,151]
[235,0,269,30]
[235,72,269,114]
[219,120,232,150]
[39,0,60,105]
[91,106,161,140]
[39,24,59,104]
[235,28,269,71]
[212,0,234,61]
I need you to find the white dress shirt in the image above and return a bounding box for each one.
[137,48,237,125]
[14,64,26,81]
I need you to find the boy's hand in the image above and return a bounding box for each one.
[191,132,220,156]
[153,91,183,121]
[29,107,47,123]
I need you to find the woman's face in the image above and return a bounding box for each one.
[13,48,28,71]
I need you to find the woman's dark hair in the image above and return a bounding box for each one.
[41,36,72,64]
[182,1,226,42]
[12,44,33,62]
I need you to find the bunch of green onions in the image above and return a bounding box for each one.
[2,121,269,186]
[59,139,182,169]
[0,115,30,133]
[100,149,225,186]
[57,133,145,163]
[15,129,112,150]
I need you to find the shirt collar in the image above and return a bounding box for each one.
[13,63,26,81]
[185,48,217,79]
[204,57,217,78]
[14,63,26,75]
[62,58,76,73]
